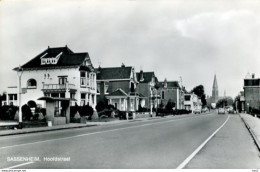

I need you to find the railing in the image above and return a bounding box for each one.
[42,84,76,90]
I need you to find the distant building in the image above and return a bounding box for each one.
[208,74,220,108]
[184,93,201,113]
[158,78,185,110]
[243,72,260,113]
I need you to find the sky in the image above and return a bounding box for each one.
[1,0,260,98]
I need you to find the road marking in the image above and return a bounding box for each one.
[176,115,230,169]
[0,114,211,150]
[4,161,34,169]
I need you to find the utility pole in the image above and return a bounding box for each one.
[18,66,23,129]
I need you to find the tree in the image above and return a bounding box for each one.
[191,85,207,107]
[216,97,233,108]
[201,94,207,107]
[191,85,205,98]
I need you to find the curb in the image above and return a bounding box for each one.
[0,124,97,137]
[239,114,260,152]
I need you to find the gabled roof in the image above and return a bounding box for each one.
[107,89,128,97]
[136,71,158,83]
[158,81,181,89]
[95,66,133,80]
[14,46,93,71]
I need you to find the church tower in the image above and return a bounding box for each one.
[212,74,218,103]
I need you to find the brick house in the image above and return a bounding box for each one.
[96,64,139,111]
[243,73,260,113]
[136,70,159,109]
[159,79,185,110]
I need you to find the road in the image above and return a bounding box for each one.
[0,111,259,169]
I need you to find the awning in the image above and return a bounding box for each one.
[38,96,77,101]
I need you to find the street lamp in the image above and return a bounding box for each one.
[17,65,23,129]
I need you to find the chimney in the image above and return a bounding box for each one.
[252,73,255,79]
[96,66,101,74]
[164,78,167,88]
[140,70,144,82]
[121,63,125,67]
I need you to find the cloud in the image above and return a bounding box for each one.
[175,10,259,46]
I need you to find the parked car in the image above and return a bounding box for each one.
[202,107,208,113]
[193,108,201,114]
[228,109,235,114]
[218,108,225,114]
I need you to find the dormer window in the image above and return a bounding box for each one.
[27,79,37,89]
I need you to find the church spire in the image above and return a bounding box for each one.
[212,74,219,102]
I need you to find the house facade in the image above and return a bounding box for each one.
[5,46,97,109]
[159,79,185,110]
[2,87,18,106]
[243,72,260,113]
[184,93,201,113]
[96,64,139,111]
[136,70,159,109]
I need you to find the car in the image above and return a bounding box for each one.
[228,109,235,114]
[193,108,201,114]
[218,108,225,114]
[202,107,208,113]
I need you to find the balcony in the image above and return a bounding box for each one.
[42,83,77,93]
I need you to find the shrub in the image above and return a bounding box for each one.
[27,100,37,108]
[0,105,18,120]
[22,104,33,121]
[79,104,93,117]
[165,99,175,111]
[96,101,106,112]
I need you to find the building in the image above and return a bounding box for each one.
[184,93,201,113]
[243,72,260,113]
[5,46,97,109]
[158,79,185,110]
[2,87,17,106]
[235,91,245,113]
[207,74,219,108]
[96,64,139,111]
[136,70,159,109]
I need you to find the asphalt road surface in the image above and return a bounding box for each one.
[0,111,259,169]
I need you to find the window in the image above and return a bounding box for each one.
[60,93,65,98]
[70,93,75,99]
[8,94,17,100]
[80,72,86,87]
[130,82,135,92]
[97,83,100,94]
[59,77,67,85]
[44,93,50,97]
[185,95,191,101]
[27,79,37,89]
[105,82,109,94]
[54,101,61,117]
[162,91,165,99]
[51,93,59,98]
[81,93,86,106]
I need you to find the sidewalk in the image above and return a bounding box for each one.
[239,113,260,151]
[0,116,165,136]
